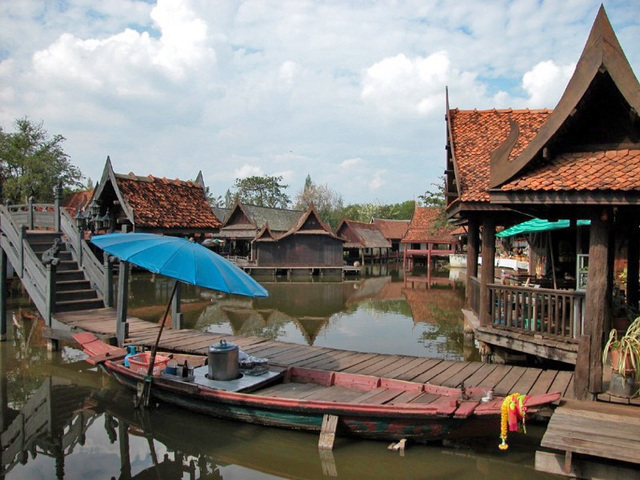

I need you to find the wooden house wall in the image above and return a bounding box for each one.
[255,235,343,267]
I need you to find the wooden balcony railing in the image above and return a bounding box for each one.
[488,283,585,341]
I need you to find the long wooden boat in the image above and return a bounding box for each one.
[73,333,560,443]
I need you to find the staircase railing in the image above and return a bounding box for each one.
[60,208,111,306]
[0,205,55,323]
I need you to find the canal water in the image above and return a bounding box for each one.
[0,268,561,479]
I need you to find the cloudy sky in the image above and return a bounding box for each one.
[2,1,639,205]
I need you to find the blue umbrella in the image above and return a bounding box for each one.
[91,233,268,298]
[91,232,267,407]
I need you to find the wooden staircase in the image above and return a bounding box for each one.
[25,231,104,313]
[0,201,111,328]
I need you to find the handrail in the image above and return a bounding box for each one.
[487,282,585,341]
[60,208,106,301]
[0,205,52,322]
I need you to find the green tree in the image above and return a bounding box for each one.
[231,175,290,208]
[294,175,343,227]
[0,118,83,203]
[418,177,449,231]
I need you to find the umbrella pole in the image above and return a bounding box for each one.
[137,280,179,408]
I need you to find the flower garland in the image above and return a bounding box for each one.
[499,392,529,450]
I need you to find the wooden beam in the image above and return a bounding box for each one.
[465,220,479,309]
[116,260,130,347]
[480,218,496,327]
[582,207,613,396]
[627,216,639,312]
[318,414,339,450]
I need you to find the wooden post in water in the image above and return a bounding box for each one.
[466,219,479,308]
[116,260,130,347]
[479,217,496,327]
[579,207,613,397]
[0,249,6,341]
[103,252,113,308]
[171,282,182,329]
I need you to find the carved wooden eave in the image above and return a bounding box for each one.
[92,156,136,226]
[445,87,462,201]
[490,6,640,189]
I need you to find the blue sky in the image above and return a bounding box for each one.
[1,0,639,204]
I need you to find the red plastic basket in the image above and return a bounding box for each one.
[128,352,169,376]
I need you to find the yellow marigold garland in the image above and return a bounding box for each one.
[499,395,510,450]
[499,392,529,451]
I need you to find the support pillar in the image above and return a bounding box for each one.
[466,220,479,308]
[0,249,6,341]
[103,253,113,308]
[626,216,639,313]
[116,260,130,346]
[171,282,182,330]
[578,207,613,397]
[479,218,496,327]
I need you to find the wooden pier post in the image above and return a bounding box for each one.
[466,219,479,308]
[103,252,113,308]
[578,207,613,397]
[171,282,182,329]
[480,218,496,327]
[116,260,130,346]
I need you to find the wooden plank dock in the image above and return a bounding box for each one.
[54,307,575,399]
[536,399,640,477]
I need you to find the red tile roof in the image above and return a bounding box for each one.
[116,174,220,229]
[371,218,410,240]
[63,190,93,217]
[501,149,640,191]
[449,109,552,202]
[402,206,458,243]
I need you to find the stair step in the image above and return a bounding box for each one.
[55,298,104,312]
[57,260,80,271]
[55,270,86,281]
[56,279,92,291]
[55,289,98,302]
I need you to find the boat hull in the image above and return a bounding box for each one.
[106,365,471,442]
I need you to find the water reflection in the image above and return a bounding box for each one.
[0,323,556,480]
[126,271,475,360]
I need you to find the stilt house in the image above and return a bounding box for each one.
[445,6,640,399]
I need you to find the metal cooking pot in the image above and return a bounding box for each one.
[207,340,240,381]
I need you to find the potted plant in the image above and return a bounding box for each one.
[602,316,640,397]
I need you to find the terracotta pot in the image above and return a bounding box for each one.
[610,348,636,376]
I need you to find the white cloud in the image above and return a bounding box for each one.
[361,51,486,118]
[1,0,638,205]
[234,164,263,179]
[31,0,213,96]
[340,158,365,169]
[522,60,576,108]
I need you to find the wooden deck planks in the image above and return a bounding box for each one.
[57,305,577,398]
[541,400,640,465]
[509,367,543,395]
[527,369,559,395]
